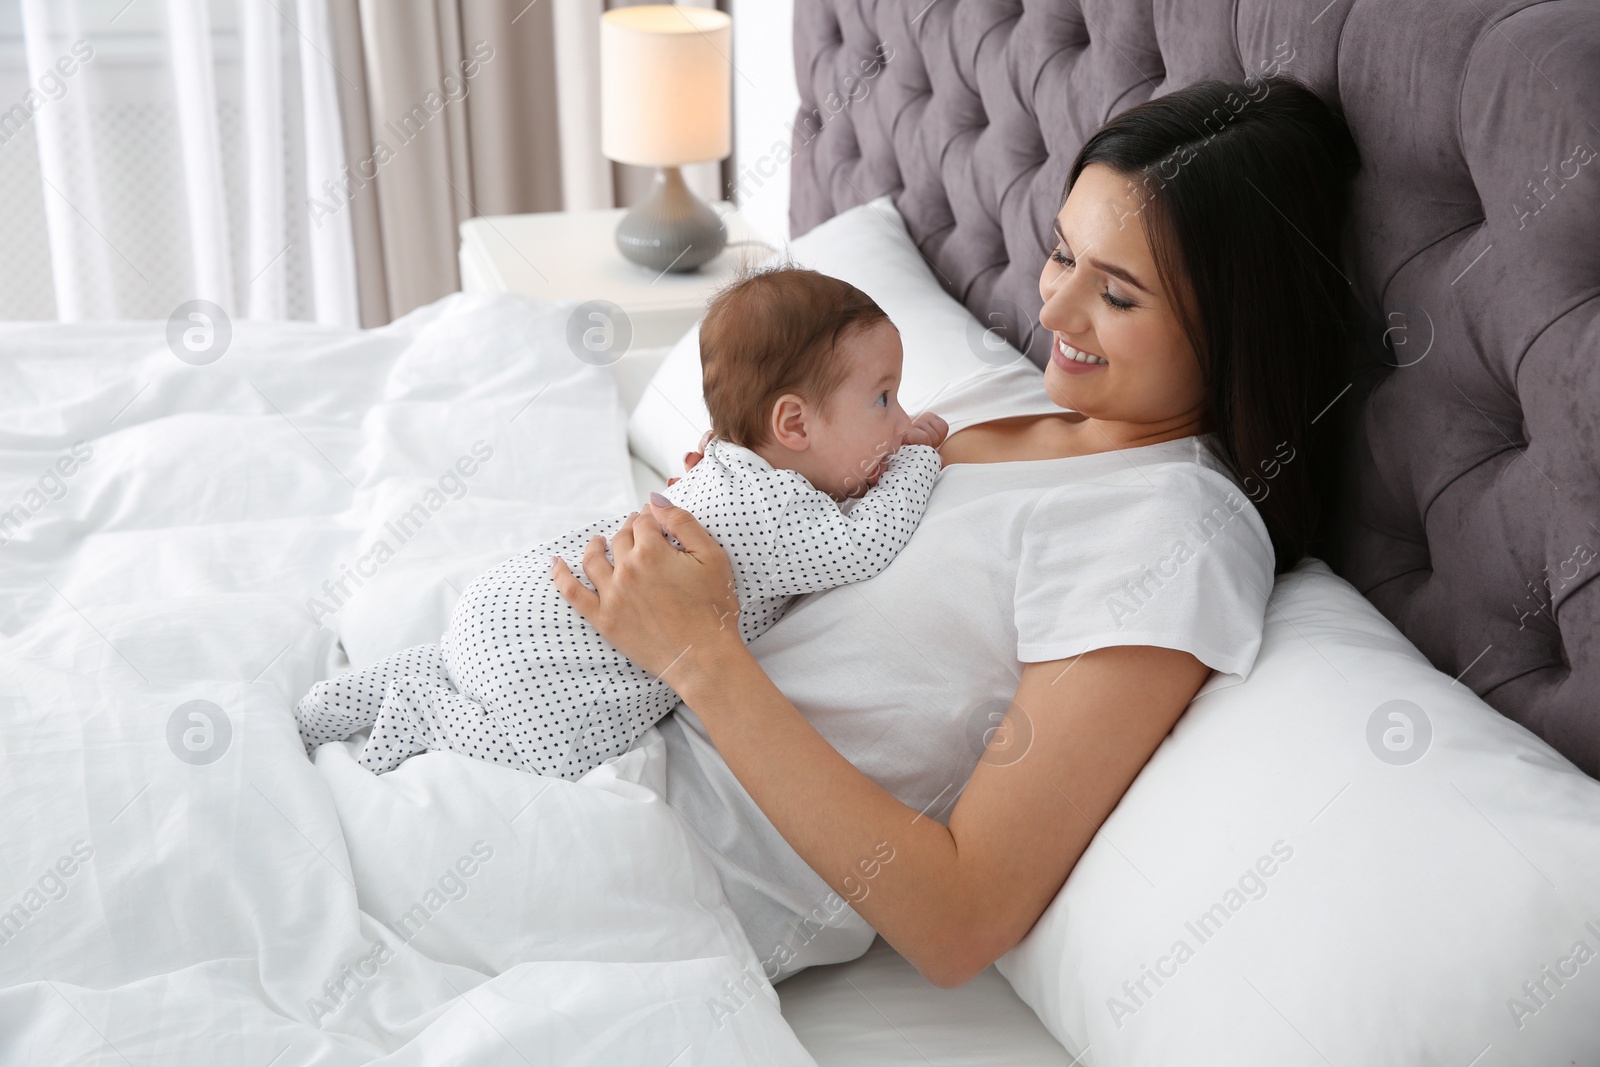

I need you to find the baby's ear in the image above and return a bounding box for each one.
[767,393,812,452]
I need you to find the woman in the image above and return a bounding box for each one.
[551,75,1360,989]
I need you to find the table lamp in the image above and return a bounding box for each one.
[600,5,732,273]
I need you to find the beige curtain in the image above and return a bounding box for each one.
[327,0,729,327]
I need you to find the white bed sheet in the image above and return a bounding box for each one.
[0,293,819,1065]
[778,937,1078,1066]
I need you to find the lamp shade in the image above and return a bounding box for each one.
[600,6,731,167]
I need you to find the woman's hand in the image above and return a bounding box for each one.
[666,430,713,488]
[549,494,743,683]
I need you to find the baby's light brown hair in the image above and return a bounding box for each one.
[699,263,890,450]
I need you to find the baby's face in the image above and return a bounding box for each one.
[810,320,913,500]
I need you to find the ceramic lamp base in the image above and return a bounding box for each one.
[614,166,727,273]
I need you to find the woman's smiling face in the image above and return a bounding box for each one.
[1038,163,1209,436]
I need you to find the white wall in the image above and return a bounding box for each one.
[729,0,796,245]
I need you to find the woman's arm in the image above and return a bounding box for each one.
[551,503,1210,988]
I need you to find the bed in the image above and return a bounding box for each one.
[3,0,1598,1064]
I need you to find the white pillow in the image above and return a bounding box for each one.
[626,196,1017,481]
[997,559,1600,1064]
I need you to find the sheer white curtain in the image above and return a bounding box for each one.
[2,0,359,326]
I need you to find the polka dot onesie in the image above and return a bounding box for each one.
[294,439,942,781]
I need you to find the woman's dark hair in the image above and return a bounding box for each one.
[1065,75,1361,575]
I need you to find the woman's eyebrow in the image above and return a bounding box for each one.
[1052,219,1154,295]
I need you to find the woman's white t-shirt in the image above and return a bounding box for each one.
[656,359,1277,982]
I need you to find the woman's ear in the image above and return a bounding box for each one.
[767,393,812,452]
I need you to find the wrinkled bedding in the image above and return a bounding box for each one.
[0,293,817,1065]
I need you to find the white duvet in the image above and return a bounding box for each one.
[0,293,818,1066]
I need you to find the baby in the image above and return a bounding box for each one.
[295,265,949,780]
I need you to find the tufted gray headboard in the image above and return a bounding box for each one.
[788,0,1600,778]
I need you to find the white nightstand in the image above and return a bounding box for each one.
[459,202,775,350]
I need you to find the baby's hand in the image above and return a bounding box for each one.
[667,430,713,488]
[901,411,949,450]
